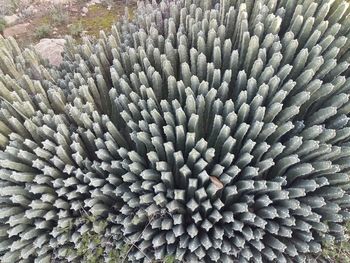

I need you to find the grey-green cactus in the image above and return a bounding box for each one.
[1,0,350,262]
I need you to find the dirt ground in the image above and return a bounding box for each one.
[1,0,136,47]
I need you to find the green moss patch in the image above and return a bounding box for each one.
[78,5,118,37]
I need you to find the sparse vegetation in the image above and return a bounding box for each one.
[34,23,51,39]
[321,222,350,263]
[2,0,21,15]
[50,4,68,25]
[68,20,84,37]
[1,0,136,46]
[73,4,117,38]
[9,0,20,11]
[163,255,176,263]
[59,213,131,262]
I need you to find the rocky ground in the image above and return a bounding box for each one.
[0,0,135,65]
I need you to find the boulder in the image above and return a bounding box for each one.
[4,14,20,26]
[34,38,65,66]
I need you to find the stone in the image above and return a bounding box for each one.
[34,38,66,67]
[82,7,88,13]
[3,23,30,38]
[4,14,20,26]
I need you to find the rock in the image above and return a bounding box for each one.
[34,38,66,67]
[3,23,30,38]
[4,14,20,26]
[82,7,88,13]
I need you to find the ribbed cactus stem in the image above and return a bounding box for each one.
[0,0,350,262]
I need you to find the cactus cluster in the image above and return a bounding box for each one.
[1,0,350,262]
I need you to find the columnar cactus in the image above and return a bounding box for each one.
[1,0,350,262]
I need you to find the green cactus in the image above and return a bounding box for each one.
[0,0,350,262]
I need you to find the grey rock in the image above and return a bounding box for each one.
[3,14,19,26]
[34,38,65,66]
